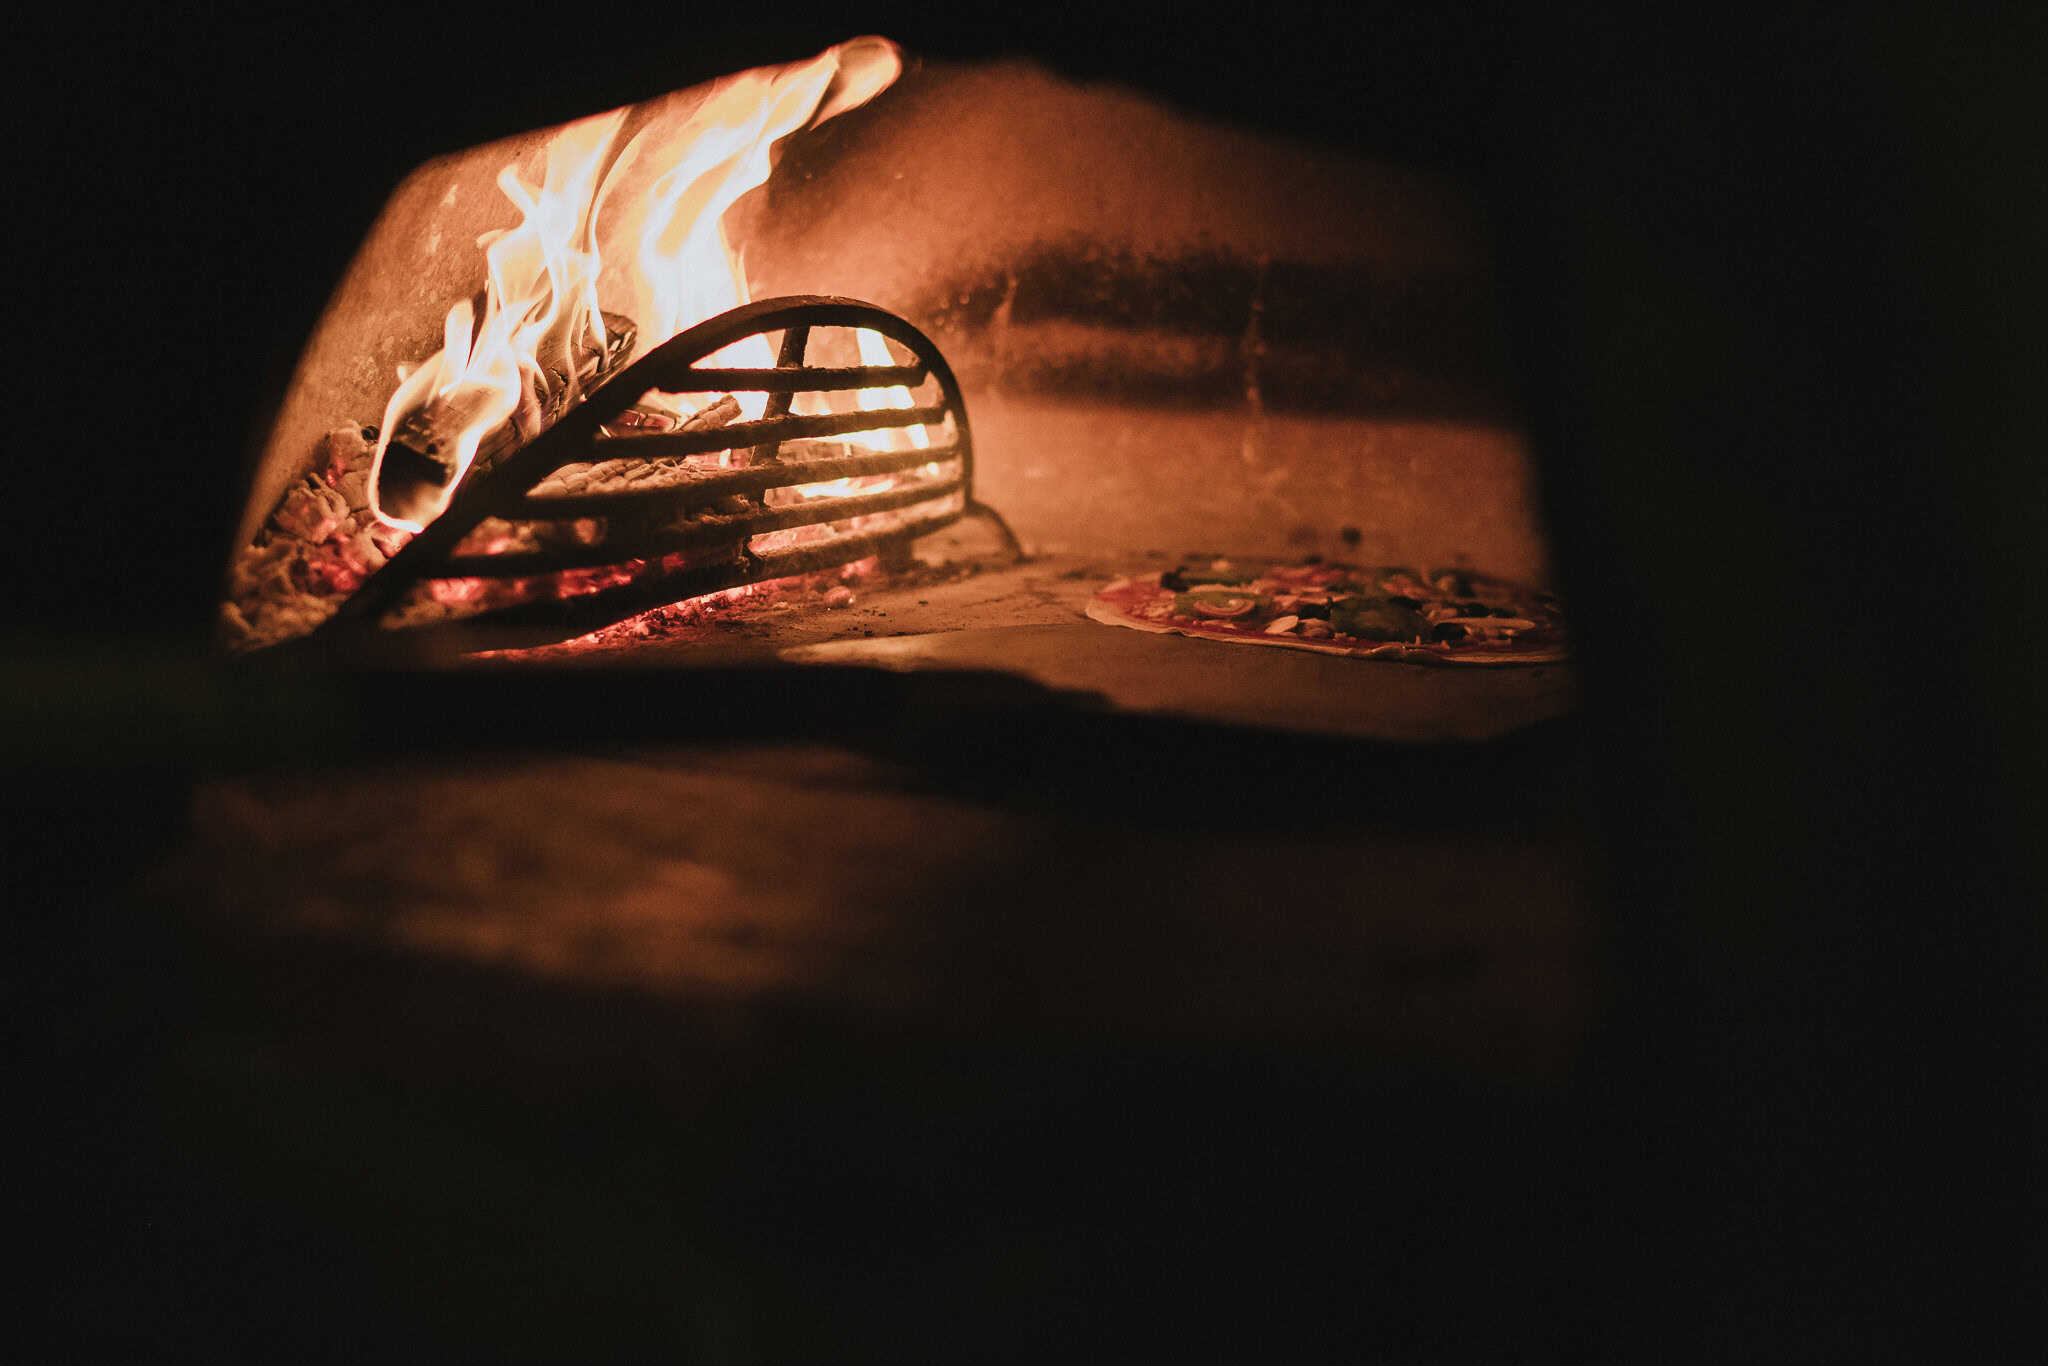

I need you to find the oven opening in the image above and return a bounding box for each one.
[222,36,1566,742]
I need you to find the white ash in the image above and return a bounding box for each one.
[221,425,396,652]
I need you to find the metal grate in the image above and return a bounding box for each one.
[314,296,985,653]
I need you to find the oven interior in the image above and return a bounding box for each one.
[217,38,1564,755]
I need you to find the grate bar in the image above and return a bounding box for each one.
[587,402,947,461]
[379,508,963,652]
[515,443,959,518]
[752,325,813,466]
[314,296,978,651]
[659,363,926,392]
[442,475,964,577]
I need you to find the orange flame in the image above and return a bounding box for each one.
[790,329,933,501]
[851,328,931,451]
[609,48,900,414]
[369,37,903,529]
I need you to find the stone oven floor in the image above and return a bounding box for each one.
[467,521,1574,744]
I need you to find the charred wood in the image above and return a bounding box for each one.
[372,311,637,525]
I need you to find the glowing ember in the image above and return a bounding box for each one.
[471,556,885,660]
[368,37,904,530]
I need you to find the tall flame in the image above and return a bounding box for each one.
[369,37,902,529]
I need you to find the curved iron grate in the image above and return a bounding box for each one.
[314,296,981,653]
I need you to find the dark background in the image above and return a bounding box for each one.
[16,2,2044,1358]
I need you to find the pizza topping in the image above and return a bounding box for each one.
[1089,560,1564,665]
[1440,615,1536,633]
[1160,561,1259,591]
[1372,568,1433,597]
[1331,596,1429,642]
[1174,587,1265,618]
[1431,569,1476,597]
[1190,594,1258,618]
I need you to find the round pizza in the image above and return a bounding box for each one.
[1086,559,1567,665]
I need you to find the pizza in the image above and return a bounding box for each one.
[1086,558,1567,665]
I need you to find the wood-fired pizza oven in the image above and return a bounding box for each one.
[27,11,2036,1361]
[221,38,1563,734]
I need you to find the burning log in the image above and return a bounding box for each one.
[679,394,741,433]
[372,311,638,526]
[596,392,739,438]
